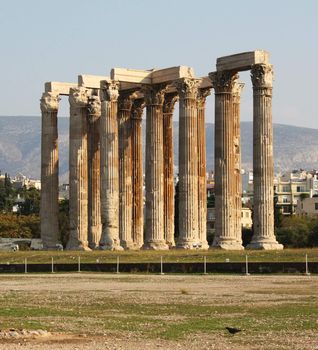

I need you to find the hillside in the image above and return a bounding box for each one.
[0,116,317,180]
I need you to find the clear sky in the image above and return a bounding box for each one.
[0,0,317,127]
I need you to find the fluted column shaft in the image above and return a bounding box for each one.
[99,81,123,250]
[118,92,135,249]
[176,78,200,249]
[67,87,90,250]
[131,99,144,248]
[248,64,283,250]
[197,88,211,249]
[233,83,244,245]
[163,93,178,248]
[87,96,102,249]
[209,71,243,250]
[40,92,60,249]
[143,85,169,250]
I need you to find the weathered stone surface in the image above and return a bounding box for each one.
[45,82,77,96]
[163,93,178,248]
[175,78,200,249]
[78,75,110,89]
[151,66,194,84]
[111,68,153,84]
[99,80,123,250]
[67,87,90,251]
[209,71,244,250]
[216,50,269,72]
[143,84,169,250]
[40,92,61,249]
[232,82,244,246]
[131,99,145,248]
[87,95,102,249]
[118,91,137,249]
[197,88,211,250]
[248,64,283,250]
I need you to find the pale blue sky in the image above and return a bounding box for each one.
[0,0,317,127]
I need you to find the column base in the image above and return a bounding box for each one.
[176,239,201,250]
[99,244,124,251]
[143,241,169,250]
[211,238,244,250]
[121,240,138,250]
[99,235,123,251]
[66,243,92,251]
[199,242,210,250]
[246,240,283,250]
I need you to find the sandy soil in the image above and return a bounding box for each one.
[0,273,317,350]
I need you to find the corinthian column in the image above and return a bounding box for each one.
[131,99,145,248]
[232,82,244,245]
[176,78,200,249]
[40,92,60,249]
[163,93,178,248]
[67,87,90,250]
[118,91,136,249]
[87,95,102,249]
[197,87,211,250]
[248,64,283,250]
[209,71,243,250]
[99,81,123,250]
[143,84,169,250]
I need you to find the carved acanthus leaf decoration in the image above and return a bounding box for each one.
[101,80,120,102]
[197,87,212,108]
[40,92,60,112]
[142,84,168,106]
[251,64,273,88]
[88,95,101,117]
[118,90,137,111]
[208,71,238,93]
[174,78,200,100]
[131,99,145,120]
[69,87,89,107]
[163,93,178,114]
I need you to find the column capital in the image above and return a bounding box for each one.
[142,84,168,106]
[100,80,120,102]
[251,64,273,89]
[174,78,200,100]
[209,71,239,93]
[88,95,101,118]
[40,92,60,113]
[131,99,145,121]
[118,90,137,112]
[232,82,245,103]
[163,93,178,114]
[197,87,212,109]
[69,87,89,108]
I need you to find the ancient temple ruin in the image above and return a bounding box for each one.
[40,50,283,250]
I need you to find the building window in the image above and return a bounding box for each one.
[297,186,304,192]
[282,186,289,192]
[283,196,289,203]
[315,203,318,211]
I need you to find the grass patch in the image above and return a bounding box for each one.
[0,248,317,264]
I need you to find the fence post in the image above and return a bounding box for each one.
[24,258,27,274]
[305,254,310,276]
[116,256,120,274]
[51,257,54,273]
[78,256,81,273]
[245,255,250,276]
[203,256,207,275]
[160,256,164,275]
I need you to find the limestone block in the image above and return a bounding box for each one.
[111,68,153,84]
[78,75,110,89]
[151,66,194,84]
[45,82,77,96]
[216,50,269,72]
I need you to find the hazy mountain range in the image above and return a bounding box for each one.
[0,116,317,182]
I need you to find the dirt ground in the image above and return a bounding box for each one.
[0,273,317,350]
